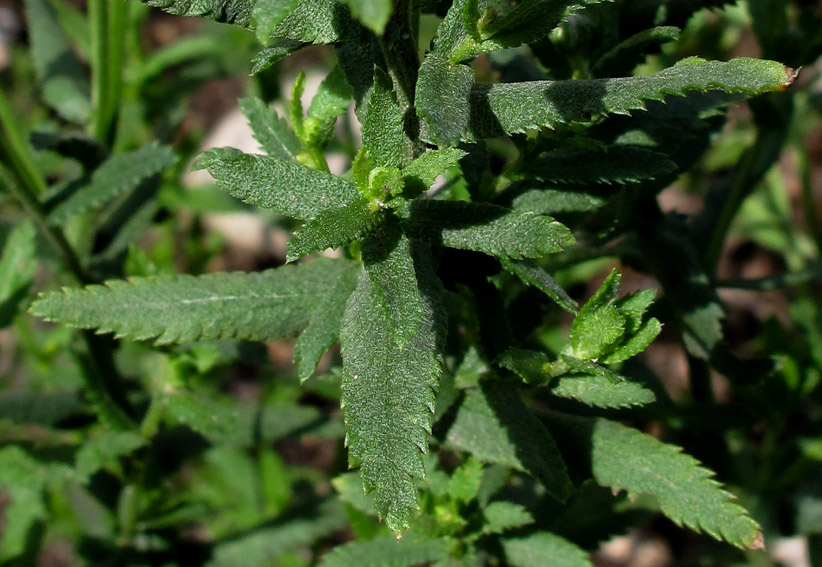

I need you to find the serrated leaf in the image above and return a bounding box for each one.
[402,148,466,197]
[75,431,146,480]
[419,57,795,145]
[403,200,574,258]
[50,144,176,222]
[362,222,425,347]
[483,501,534,534]
[615,289,656,333]
[502,533,592,567]
[497,347,554,385]
[526,146,677,185]
[25,0,90,123]
[287,198,379,262]
[340,240,443,533]
[198,150,359,220]
[500,259,577,313]
[252,0,300,42]
[600,318,662,364]
[141,0,255,26]
[570,303,625,359]
[507,187,606,215]
[341,0,392,35]
[0,221,36,327]
[251,40,306,74]
[449,457,484,503]
[305,66,354,146]
[362,68,413,169]
[239,97,301,160]
[319,536,449,567]
[31,259,357,345]
[551,374,656,407]
[0,390,85,425]
[592,26,681,78]
[333,472,377,514]
[294,264,359,381]
[447,381,571,502]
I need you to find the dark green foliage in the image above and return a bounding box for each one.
[2,0,817,564]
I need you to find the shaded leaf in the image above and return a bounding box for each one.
[239,97,301,160]
[500,259,577,313]
[341,0,392,35]
[319,536,449,567]
[483,501,534,534]
[141,0,255,26]
[362,68,413,169]
[502,533,592,567]
[287,198,379,262]
[526,146,677,185]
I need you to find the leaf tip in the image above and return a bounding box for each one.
[749,531,765,551]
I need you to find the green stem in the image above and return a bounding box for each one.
[704,137,761,276]
[89,0,127,146]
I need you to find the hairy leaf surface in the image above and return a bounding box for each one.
[287,198,379,262]
[50,144,176,222]
[198,149,359,220]
[31,259,357,345]
[525,146,677,185]
[419,57,795,145]
[142,0,255,26]
[362,68,413,169]
[239,97,301,160]
[340,238,443,533]
[546,414,763,548]
[402,148,466,196]
[500,259,577,313]
[402,200,574,258]
[341,0,392,35]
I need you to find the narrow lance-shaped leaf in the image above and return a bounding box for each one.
[592,26,681,78]
[305,65,354,147]
[287,198,380,262]
[402,148,466,197]
[340,231,443,533]
[141,0,256,26]
[500,259,577,313]
[419,57,796,146]
[262,0,356,45]
[446,380,572,502]
[25,0,90,123]
[252,0,300,42]
[0,221,37,327]
[239,97,302,160]
[545,413,764,549]
[341,0,392,35]
[196,149,359,220]
[31,259,358,345]
[50,144,177,222]
[402,200,574,259]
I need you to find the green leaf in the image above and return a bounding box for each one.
[569,270,622,359]
[239,97,302,161]
[600,318,662,364]
[482,501,534,534]
[294,263,360,381]
[449,456,484,503]
[0,447,74,561]
[507,187,605,215]
[362,68,413,169]
[592,26,681,78]
[419,57,795,145]
[446,381,571,502]
[546,414,764,548]
[550,374,656,408]
[25,0,90,123]
[525,146,677,185]
[403,200,574,259]
[197,149,359,220]
[0,390,84,425]
[341,0,392,35]
[502,533,592,567]
[500,259,577,314]
[340,237,443,533]
[252,0,300,42]
[31,258,357,345]
[263,0,355,45]
[141,0,255,26]
[162,390,240,439]
[333,472,377,514]
[75,431,146,479]
[305,65,354,147]
[50,144,177,222]
[402,148,466,197]
[319,536,449,567]
[287,198,380,262]
[0,221,36,327]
